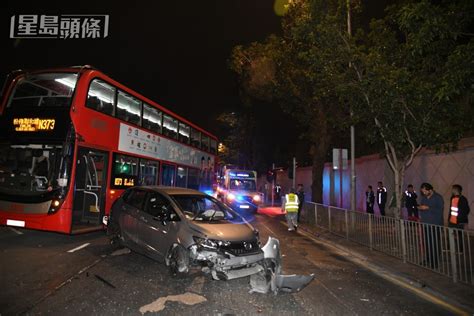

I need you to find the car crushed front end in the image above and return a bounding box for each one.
[189,237,265,280]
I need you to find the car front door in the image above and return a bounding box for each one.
[138,192,181,260]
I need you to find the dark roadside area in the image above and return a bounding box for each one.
[295,221,474,315]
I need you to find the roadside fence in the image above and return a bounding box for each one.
[301,202,473,286]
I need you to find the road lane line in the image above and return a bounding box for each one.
[9,227,23,235]
[67,243,91,253]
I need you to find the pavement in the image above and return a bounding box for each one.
[293,220,474,315]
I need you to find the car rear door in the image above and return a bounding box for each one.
[138,192,180,260]
[120,189,147,245]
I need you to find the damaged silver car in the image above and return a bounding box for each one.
[107,186,313,293]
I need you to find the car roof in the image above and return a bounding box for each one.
[137,186,207,196]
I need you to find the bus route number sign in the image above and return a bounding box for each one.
[13,118,55,132]
[113,176,135,187]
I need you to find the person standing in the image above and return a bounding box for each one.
[448,184,470,252]
[366,185,375,214]
[282,188,300,231]
[296,184,305,222]
[418,183,444,269]
[376,181,387,216]
[404,184,419,221]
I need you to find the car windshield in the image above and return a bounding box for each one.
[171,194,239,222]
[7,73,78,108]
[229,179,256,191]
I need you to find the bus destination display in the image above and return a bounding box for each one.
[13,118,56,132]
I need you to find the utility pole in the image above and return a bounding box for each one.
[271,162,275,207]
[348,0,356,211]
[292,157,296,189]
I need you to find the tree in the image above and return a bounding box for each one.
[343,0,474,217]
[230,1,350,203]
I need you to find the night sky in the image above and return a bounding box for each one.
[1,1,283,135]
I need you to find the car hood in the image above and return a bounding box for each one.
[189,220,256,242]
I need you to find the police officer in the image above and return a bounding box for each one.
[404,184,419,221]
[282,188,300,231]
[366,185,375,214]
[377,181,387,216]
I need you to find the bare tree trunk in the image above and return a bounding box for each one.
[390,164,405,219]
[309,110,330,203]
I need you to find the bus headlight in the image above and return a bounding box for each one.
[253,195,261,202]
[48,198,63,214]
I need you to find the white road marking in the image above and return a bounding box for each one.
[9,227,23,235]
[67,243,91,253]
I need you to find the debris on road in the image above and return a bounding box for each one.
[110,247,131,256]
[249,237,314,294]
[94,274,116,289]
[139,292,207,314]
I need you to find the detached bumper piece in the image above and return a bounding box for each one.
[249,237,315,294]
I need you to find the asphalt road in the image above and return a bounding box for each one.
[0,211,453,315]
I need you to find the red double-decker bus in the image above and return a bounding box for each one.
[0,66,218,234]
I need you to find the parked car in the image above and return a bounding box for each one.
[107,186,265,280]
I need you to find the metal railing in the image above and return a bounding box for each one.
[301,202,474,285]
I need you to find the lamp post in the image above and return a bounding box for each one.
[347,0,356,212]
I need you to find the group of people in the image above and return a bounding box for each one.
[365,182,470,230]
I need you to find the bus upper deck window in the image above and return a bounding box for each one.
[8,73,78,108]
[143,103,162,133]
[117,91,141,126]
[178,122,190,144]
[191,128,200,148]
[163,114,178,139]
[86,79,115,115]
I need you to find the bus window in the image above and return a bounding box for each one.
[176,166,187,188]
[139,159,159,185]
[161,163,175,186]
[86,79,115,116]
[187,168,199,190]
[210,139,217,154]
[163,114,178,139]
[142,103,162,133]
[178,122,190,144]
[8,73,78,108]
[190,128,200,148]
[117,91,141,126]
[201,134,210,152]
[111,154,138,189]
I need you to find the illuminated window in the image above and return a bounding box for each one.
[117,91,141,126]
[163,114,178,139]
[142,103,162,133]
[178,122,190,144]
[86,79,115,115]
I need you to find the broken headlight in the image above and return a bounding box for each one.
[193,236,231,250]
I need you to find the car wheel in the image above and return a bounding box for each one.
[107,220,123,249]
[166,244,189,276]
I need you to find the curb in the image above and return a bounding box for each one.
[282,221,473,316]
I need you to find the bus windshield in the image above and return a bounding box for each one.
[7,73,78,108]
[0,144,72,197]
[229,179,256,191]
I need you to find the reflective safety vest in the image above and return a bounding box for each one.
[285,193,299,212]
[450,197,459,224]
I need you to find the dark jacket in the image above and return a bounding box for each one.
[377,187,387,205]
[449,195,470,224]
[366,191,375,205]
[404,191,418,210]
